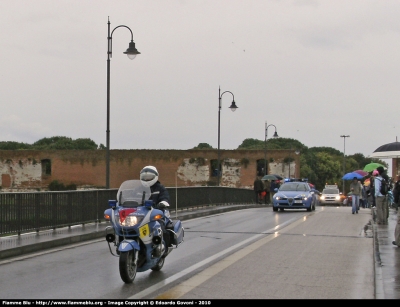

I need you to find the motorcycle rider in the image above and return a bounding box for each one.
[139,165,172,251]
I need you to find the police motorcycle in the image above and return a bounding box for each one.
[104,180,184,283]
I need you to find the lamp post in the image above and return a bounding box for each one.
[106,17,140,189]
[340,135,350,194]
[217,86,238,186]
[264,122,278,176]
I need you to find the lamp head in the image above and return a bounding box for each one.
[124,41,141,60]
[229,100,238,112]
[273,131,279,138]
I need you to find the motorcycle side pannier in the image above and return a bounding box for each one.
[167,220,184,247]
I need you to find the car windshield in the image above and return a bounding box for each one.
[279,183,309,192]
[323,189,339,194]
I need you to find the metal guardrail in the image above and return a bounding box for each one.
[0,187,254,236]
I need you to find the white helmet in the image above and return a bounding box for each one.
[140,166,159,187]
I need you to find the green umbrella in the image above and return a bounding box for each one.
[363,162,385,172]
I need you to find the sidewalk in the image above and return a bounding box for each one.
[1,204,399,299]
[373,206,400,299]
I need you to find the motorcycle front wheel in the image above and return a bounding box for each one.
[119,250,137,283]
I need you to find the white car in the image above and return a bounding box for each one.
[320,187,342,205]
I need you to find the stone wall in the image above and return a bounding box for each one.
[0,149,300,190]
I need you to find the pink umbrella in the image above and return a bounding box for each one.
[353,170,368,176]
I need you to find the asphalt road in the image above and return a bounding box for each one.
[0,206,375,299]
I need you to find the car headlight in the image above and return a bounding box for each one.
[275,195,282,200]
[320,196,325,200]
[335,195,340,200]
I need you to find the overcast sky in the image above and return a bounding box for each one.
[1,0,398,168]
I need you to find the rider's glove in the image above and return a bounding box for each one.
[158,201,170,209]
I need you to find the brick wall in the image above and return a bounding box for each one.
[0,149,300,190]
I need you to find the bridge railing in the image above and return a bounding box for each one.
[0,187,254,236]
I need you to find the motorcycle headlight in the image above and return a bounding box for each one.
[119,214,144,227]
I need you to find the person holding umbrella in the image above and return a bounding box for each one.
[253,176,264,204]
[369,170,379,208]
[350,177,363,214]
[375,166,388,225]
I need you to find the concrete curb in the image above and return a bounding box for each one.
[0,231,105,260]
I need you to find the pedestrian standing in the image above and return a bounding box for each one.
[382,170,391,218]
[270,180,279,204]
[375,166,388,225]
[370,170,378,208]
[393,176,400,210]
[363,184,370,208]
[263,180,270,204]
[253,176,264,204]
[350,177,362,214]
[361,183,368,208]
[393,177,400,247]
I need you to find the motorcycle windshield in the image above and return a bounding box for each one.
[116,180,151,207]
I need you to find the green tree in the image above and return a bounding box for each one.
[267,138,305,151]
[237,137,306,151]
[237,138,264,149]
[0,137,101,150]
[0,141,31,150]
[32,136,99,150]
[192,143,214,149]
[73,138,98,150]
[343,157,359,174]
[314,152,342,190]
[299,154,317,184]
[309,146,342,156]
[33,136,73,149]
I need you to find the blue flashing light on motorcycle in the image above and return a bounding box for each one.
[104,180,184,283]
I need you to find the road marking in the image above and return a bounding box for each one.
[129,213,315,299]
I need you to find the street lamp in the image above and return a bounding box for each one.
[264,122,278,176]
[340,135,350,194]
[217,86,238,186]
[106,17,140,189]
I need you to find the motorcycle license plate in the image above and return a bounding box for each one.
[139,224,150,238]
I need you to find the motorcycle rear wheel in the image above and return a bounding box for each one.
[119,250,137,283]
[151,257,165,271]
